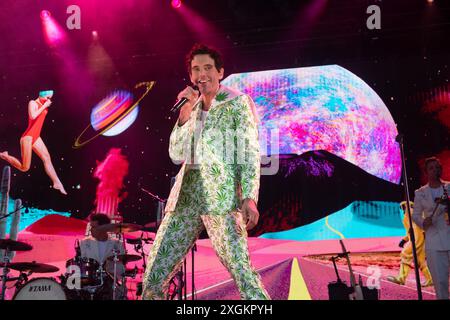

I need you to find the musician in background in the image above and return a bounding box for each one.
[387,201,433,287]
[80,213,126,298]
[412,157,450,299]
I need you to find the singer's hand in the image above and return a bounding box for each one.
[241,198,259,231]
[178,86,199,126]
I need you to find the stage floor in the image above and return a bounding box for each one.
[4,227,442,300]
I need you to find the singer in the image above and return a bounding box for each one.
[412,157,450,299]
[142,43,270,300]
[0,90,67,195]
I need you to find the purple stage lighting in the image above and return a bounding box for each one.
[171,0,182,9]
[40,10,51,20]
[40,10,66,45]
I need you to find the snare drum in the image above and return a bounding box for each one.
[13,278,67,300]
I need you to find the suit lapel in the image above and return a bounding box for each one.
[204,85,241,128]
[209,85,240,110]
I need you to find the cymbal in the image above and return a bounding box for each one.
[142,221,157,232]
[2,262,59,273]
[107,254,142,264]
[144,221,157,228]
[94,223,143,234]
[0,239,33,252]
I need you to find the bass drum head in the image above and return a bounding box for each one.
[13,278,67,300]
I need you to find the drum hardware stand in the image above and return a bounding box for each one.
[125,266,138,279]
[133,240,147,270]
[84,281,105,300]
[191,243,197,300]
[0,206,25,298]
[6,271,29,288]
[141,185,198,300]
[0,247,26,300]
[130,235,152,269]
[396,133,423,300]
[82,265,106,300]
[0,249,27,300]
[140,187,166,230]
[128,237,149,300]
[0,247,11,300]
[112,248,119,301]
[140,187,167,299]
[167,243,197,300]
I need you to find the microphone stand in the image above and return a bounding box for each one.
[0,206,25,221]
[140,188,166,230]
[396,133,422,300]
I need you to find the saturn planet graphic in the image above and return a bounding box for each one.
[73,81,155,149]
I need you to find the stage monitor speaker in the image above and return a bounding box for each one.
[328,282,379,300]
[328,281,351,300]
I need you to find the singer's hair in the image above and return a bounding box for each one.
[185,43,224,74]
[89,213,111,226]
[424,156,442,170]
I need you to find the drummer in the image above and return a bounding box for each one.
[80,213,126,287]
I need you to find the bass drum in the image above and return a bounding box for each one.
[13,278,67,300]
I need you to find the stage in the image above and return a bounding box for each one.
[2,215,441,300]
[1,0,449,302]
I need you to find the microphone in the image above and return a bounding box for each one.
[170,85,199,113]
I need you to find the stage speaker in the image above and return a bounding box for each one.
[328,282,379,300]
[361,286,379,300]
[328,281,351,300]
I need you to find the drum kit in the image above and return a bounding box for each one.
[0,222,154,300]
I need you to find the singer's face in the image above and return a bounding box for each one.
[426,161,442,180]
[190,54,224,95]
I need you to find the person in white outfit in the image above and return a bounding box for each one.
[412,157,450,300]
[80,213,126,299]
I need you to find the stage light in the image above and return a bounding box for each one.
[92,30,99,40]
[40,10,51,20]
[171,0,182,9]
[40,10,66,45]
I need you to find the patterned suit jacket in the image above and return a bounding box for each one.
[165,85,260,215]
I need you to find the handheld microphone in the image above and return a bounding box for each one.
[170,85,199,113]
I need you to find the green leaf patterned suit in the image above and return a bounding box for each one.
[142,85,270,300]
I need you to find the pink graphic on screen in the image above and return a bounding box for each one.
[222,65,401,183]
